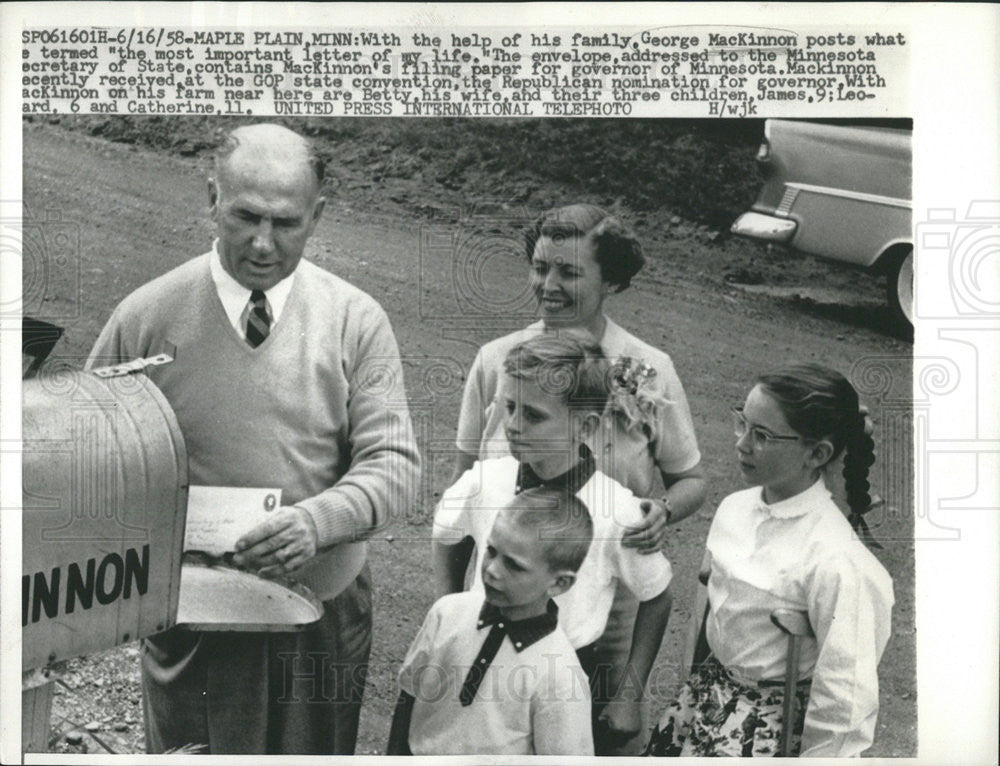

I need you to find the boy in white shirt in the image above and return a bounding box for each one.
[432,334,673,749]
[388,490,594,755]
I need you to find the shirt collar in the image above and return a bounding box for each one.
[515,444,596,495]
[597,315,625,348]
[208,240,296,328]
[477,598,559,652]
[754,477,831,520]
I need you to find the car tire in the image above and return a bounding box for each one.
[886,248,913,335]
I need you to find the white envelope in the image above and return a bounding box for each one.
[184,486,282,555]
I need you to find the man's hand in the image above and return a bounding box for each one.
[597,696,642,747]
[621,497,668,553]
[233,506,318,576]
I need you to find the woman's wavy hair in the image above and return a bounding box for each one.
[757,363,881,548]
[523,204,645,291]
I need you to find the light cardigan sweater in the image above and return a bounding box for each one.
[87,252,420,598]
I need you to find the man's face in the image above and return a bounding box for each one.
[210,157,324,291]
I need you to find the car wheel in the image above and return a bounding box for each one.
[886,248,913,334]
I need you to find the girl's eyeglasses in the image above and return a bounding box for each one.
[731,406,803,450]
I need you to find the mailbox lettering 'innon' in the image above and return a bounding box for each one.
[24,371,187,670]
[22,544,150,626]
[66,558,96,614]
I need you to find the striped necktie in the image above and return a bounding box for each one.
[245,289,270,348]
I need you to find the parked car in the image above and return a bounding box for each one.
[731,119,913,330]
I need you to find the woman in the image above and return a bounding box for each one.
[436,203,707,754]
[645,363,893,757]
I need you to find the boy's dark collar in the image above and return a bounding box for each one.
[477,598,559,651]
[515,444,596,495]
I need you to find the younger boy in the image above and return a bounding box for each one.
[431,334,673,751]
[388,490,594,755]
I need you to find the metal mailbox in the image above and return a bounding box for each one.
[22,369,188,670]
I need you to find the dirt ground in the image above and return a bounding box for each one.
[22,121,915,756]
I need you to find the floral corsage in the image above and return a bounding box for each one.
[606,356,665,435]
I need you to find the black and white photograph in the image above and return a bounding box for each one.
[2,3,997,764]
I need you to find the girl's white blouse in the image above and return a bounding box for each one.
[705,478,894,757]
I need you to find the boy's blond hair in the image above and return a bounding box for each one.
[502,333,610,415]
[500,488,594,573]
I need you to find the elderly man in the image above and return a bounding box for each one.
[87,124,420,754]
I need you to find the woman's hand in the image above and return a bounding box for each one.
[621,497,669,553]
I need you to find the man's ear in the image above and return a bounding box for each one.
[807,438,836,470]
[310,195,326,228]
[574,411,601,441]
[301,194,326,240]
[208,178,220,219]
[548,571,576,598]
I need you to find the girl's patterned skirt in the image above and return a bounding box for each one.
[644,654,810,757]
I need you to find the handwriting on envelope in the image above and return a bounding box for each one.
[184,486,282,555]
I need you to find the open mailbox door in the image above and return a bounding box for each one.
[22,317,64,379]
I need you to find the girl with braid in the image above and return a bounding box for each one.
[645,363,893,757]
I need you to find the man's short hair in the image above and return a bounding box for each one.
[502,332,610,415]
[213,124,326,189]
[500,488,594,573]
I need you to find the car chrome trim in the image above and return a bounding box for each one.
[776,187,800,217]
[730,212,797,243]
[785,182,912,209]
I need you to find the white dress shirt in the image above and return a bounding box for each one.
[704,479,894,757]
[208,241,295,338]
[399,591,594,755]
